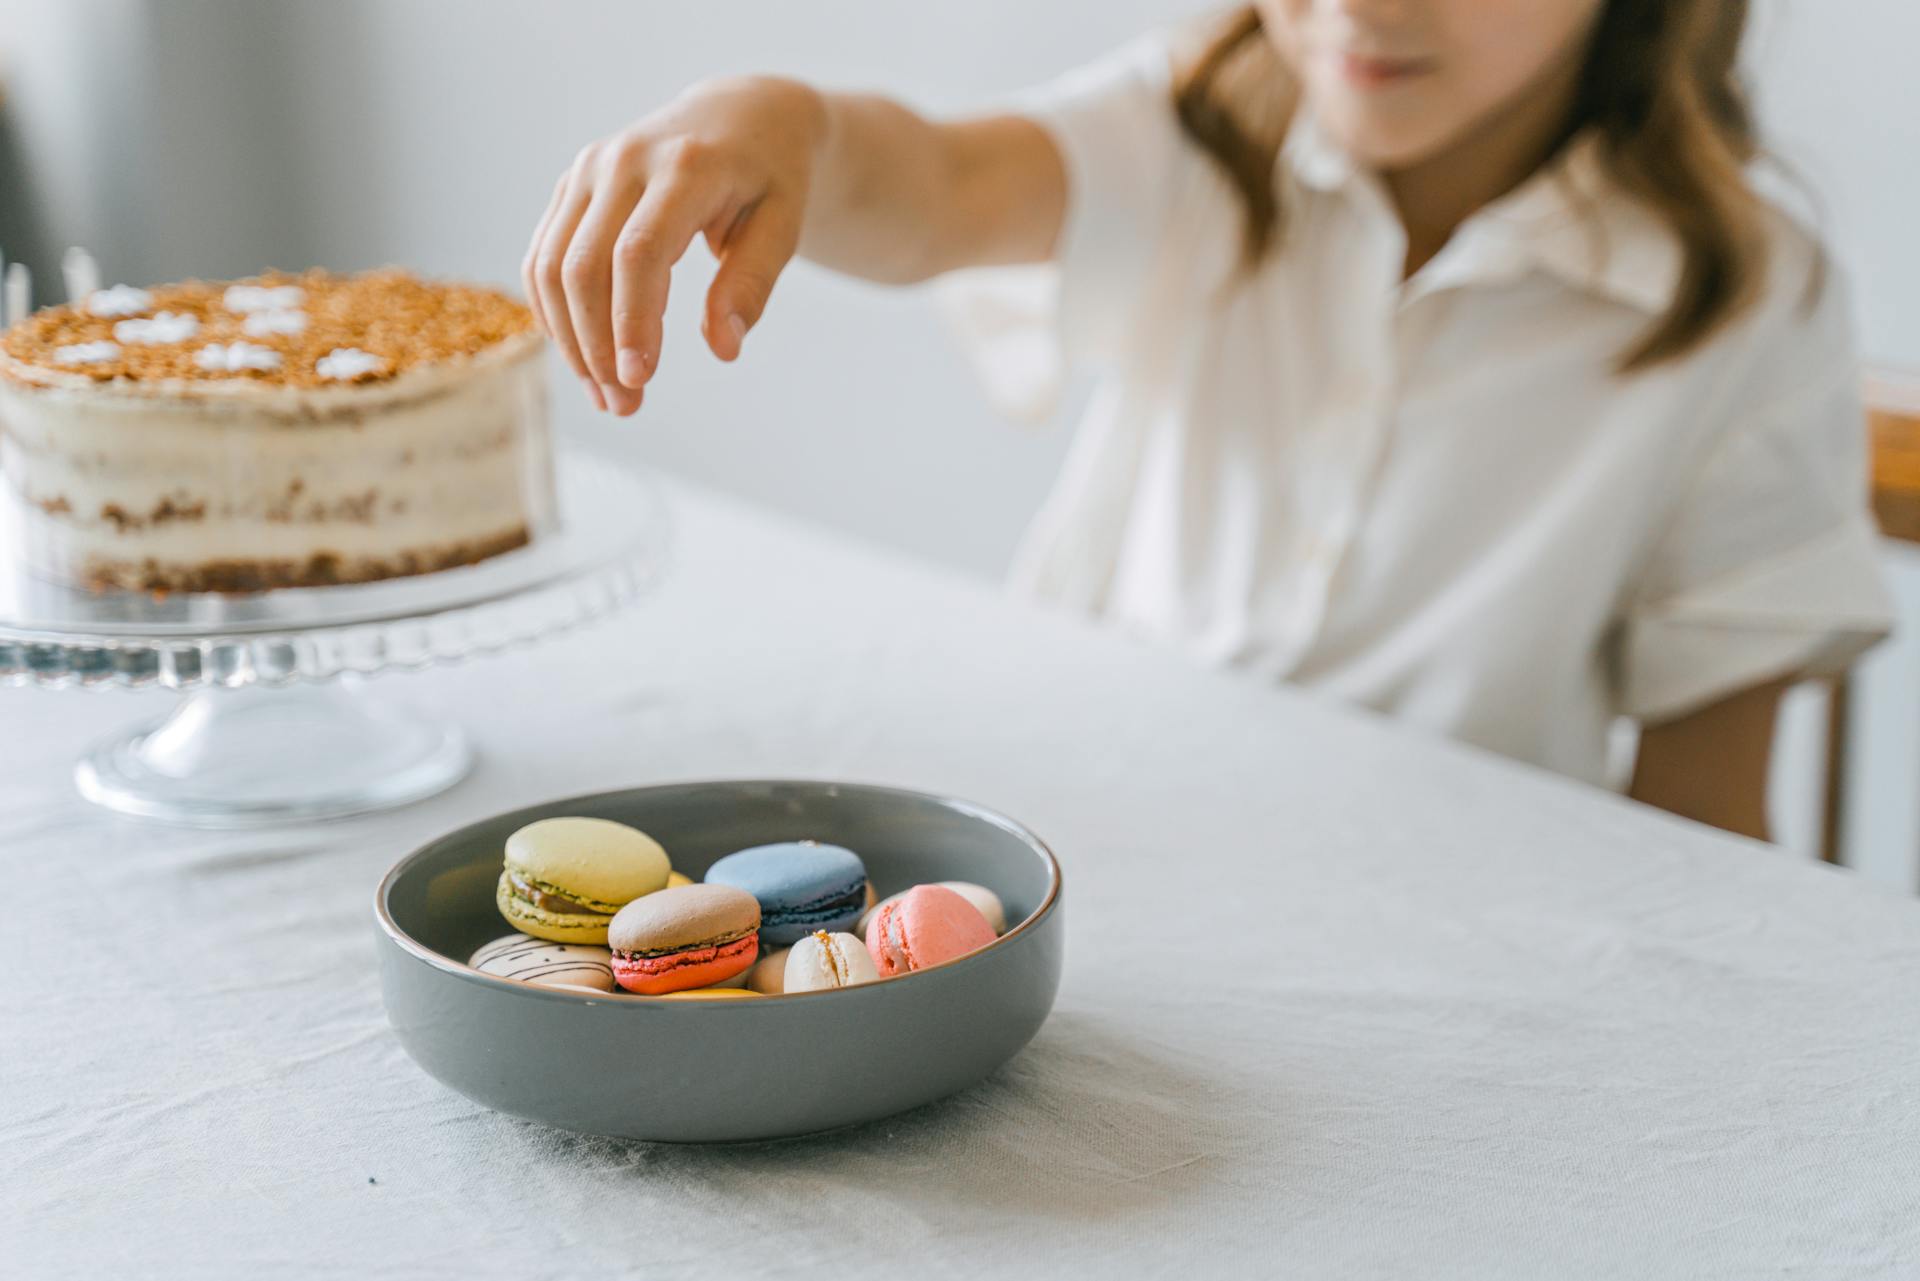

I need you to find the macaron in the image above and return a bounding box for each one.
[939,881,1008,934]
[468,933,615,993]
[859,880,1008,939]
[667,870,694,889]
[496,817,671,944]
[785,930,880,992]
[865,884,997,978]
[705,841,869,946]
[709,964,753,989]
[607,884,760,995]
[746,946,792,995]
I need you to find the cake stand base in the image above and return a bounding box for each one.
[74,678,471,828]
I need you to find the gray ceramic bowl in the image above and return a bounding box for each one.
[375,779,1064,1142]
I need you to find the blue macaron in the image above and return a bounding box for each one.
[704,841,869,946]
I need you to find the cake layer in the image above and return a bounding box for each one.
[47,528,534,593]
[0,329,554,592]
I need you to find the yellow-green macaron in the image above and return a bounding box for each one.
[496,817,672,944]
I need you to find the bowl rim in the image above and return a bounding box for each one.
[373,777,1063,1007]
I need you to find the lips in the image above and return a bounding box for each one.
[1336,51,1436,86]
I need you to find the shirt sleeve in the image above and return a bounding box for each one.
[936,35,1189,422]
[1618,276,1894,722]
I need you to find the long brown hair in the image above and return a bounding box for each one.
[1172,2,1770,371]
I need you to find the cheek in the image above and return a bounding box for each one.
[1444,0,1599,97]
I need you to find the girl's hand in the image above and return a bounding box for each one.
[524,77,827,416]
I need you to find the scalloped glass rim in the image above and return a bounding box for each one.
[0,449,668,691]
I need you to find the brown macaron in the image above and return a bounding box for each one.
[606,884,762,995]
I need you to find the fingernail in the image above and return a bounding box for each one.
[617,347,649,387]
[727,313,747,349]
[582,378,605,412]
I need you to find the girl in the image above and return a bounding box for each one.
[525,0,1892,840]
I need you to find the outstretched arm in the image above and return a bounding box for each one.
[523,78,1065,416]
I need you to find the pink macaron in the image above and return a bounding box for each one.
[865,884,997,978]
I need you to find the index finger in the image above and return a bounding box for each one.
[611,171,729,390]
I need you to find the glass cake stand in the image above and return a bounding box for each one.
[0,449,668,827]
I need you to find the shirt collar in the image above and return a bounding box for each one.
[1280,107,1359,193]
[1279,111,1682,315]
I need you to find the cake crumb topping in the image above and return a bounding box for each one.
[3,269,534,387]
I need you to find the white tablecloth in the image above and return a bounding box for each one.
[4,482,1918,1279]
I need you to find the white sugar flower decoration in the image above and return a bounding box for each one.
[55,341,122,365]
[196,341,282,373]
[86,285,152,318]
[243,308,308,337]
[114,311,201,345]
[315,347,386,381]
[223,284,306,314]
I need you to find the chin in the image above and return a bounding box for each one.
[1313,101,1455,170]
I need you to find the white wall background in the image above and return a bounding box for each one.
[0,0,1915,883]
[4,0,1211,573]
[1744,0,1920,886]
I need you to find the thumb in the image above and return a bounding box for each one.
[703,198,800,362]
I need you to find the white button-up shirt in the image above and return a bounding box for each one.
[944,37,1893,788]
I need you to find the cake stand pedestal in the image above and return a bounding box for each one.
[1,449,668,828]
[75,680,473,825]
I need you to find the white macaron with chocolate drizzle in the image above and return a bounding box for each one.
[469,933,616,993]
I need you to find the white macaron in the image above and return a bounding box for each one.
[784,931,880,992]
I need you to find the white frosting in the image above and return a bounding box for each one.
[195,341,282,373]
[86,285,152,318]
[315,347,386,380]
[243,309,308,337]
[114,311,201,345]
[223,284,305,313]
[54,341,121,366]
